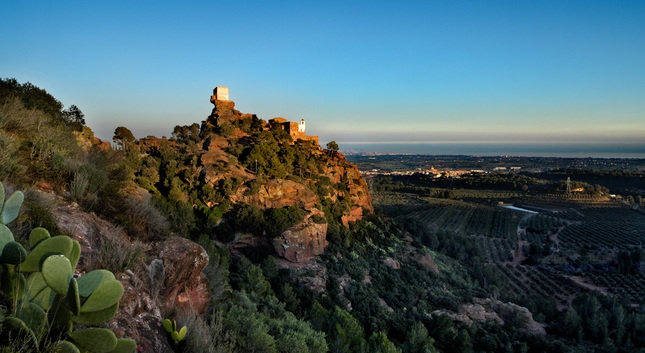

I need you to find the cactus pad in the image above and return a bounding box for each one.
[32,286,56,310]
[42,254,73,295]
[69,239,81,269]
[172,325,187,342]
[0,317,39,350]
[0,224,15,251]
[68,277,81,315]
[0,189,24,225]
[162,318,174,333]
[0,240,27,265]
[72,302,119,326]
[29,227,51,249]
[107,338,137,353]
[52,340,81,353]
[77,269,116,297]
[69,328,118,353]
[2,267,26,304]
[16,301,47,338]
[80,279,124,313]
[26,272,48,301]
[20,236,80,272]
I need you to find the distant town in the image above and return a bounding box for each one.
[346,154,645,177]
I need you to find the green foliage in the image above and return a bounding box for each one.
[325,141,339,153]
[150,196,195,238]
[1,82,90,184]
[243,131,287,178]
[228,203,266,235]
[61,105,85,132]
[368,331,401,353]
[1,78,64,124]
[221,290,328,353]
[265,206,306,238]
[216,122,235,138]
[171,123,201,145]
[112,126,135,150]
[404,322,436,353]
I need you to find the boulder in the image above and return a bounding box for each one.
[272,210,328,263]
[150,237,211,315]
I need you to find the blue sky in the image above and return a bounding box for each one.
[1,1,644,149]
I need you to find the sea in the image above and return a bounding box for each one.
[338,142,645,159]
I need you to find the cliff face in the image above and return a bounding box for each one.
[232,178,320,210]
[320,152,373,226]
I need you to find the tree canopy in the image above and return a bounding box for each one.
[113,126,135,149]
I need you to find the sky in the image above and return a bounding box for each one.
[1,1,644,153]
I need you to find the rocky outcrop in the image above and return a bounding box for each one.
[272,209,328,263]
[413,252,439,274]
[235,179,320,210]
[50,196,211,353]
[192,88,374,263]
[150,237,211,315]
[200,136,254,189]
[432,298,546,335]
[109,272,173,353]
[383,257,400,269]
[202,96,256,128]
[322,152,373,225]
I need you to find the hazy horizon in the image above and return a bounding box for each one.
[338,141,645,159]
[2,1,644,152]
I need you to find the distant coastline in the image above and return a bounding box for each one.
[339,142,645,159]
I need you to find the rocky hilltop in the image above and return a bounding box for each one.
[136,86,372,263]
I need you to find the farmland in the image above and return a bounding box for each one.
[366,162,645,309]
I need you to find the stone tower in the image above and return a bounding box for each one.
[211,86,229,103]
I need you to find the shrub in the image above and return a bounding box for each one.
[265,206,306,238]
[118,197,171,241]
[90,233,146,275]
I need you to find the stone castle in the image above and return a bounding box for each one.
[208,86,319,145]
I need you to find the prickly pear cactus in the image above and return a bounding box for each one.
[163,318,188,345]
[0,182,135,353]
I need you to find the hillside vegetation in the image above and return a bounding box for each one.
[2,78,645,352]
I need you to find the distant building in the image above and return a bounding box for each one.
[206,86,320,146]
[268,117,318,145]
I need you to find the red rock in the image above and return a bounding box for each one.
[272,210,328,263]
[236,179,319,210]
[150,237,211,314]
